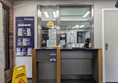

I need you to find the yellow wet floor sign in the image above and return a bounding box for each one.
[12,65,28,83]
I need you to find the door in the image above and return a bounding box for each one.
[102,9,118,82]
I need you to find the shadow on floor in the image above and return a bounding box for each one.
[28,79,97,83]
[28,78,32,83]
[62,79,97,83]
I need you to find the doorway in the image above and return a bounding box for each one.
[102,9,118,82]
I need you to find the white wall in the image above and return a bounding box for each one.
[0,3,4,83]
[14,1,37,78]
[14,0,116,80]
[14,0,116,48]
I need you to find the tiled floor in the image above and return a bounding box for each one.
[28,79,32,83]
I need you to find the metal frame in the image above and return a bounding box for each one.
[57,5,60,45]
[37,5,41,48]
[91,5,94,47]
[58,4,94,47]
[102,9,105,83]
[37,4,94,48]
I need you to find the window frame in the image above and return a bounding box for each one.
[37,4,94,48]
[3,5,10,70]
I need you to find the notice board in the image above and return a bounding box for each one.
[16,17,34,56]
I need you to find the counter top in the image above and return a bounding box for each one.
[35,48,98,51]
[61,48,98,51]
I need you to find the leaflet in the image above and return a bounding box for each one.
[23,38,27,46]
[17,38,22,46]
[18,28,23,36]
[27,48,32,55]
[16,48,22,55]
[27,38,31,46]
[27,28,31,36]
[22,48,27,56]
[22,28,27,36]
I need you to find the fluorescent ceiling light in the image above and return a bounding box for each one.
[73,25,80,29]
[80,25,85,28]
[43,12,49,18]
[75,25,80,28]
[83,11,90,18]
[53,12,56,18]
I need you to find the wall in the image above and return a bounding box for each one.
[0,3,4,83]
[14,1,37,78]
[14,0,116,48]
[0,0,14,83]
[14,0,116,81]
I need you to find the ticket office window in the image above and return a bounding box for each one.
[59,5,93,48]
[38,5,93,48]
[37,6,58,48]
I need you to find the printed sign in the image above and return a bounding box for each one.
[50,52,56,62]
[16,17,34,56]
[12,65,28,83]
[47,21,54,28]
[48,29,56,40]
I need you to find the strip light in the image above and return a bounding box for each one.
[80,25,85,28]
[43,12,49,18]
[83,11,90,18]
[75,25,80,28]
[73,25,80,29]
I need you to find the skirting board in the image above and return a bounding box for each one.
[106,82,118,83]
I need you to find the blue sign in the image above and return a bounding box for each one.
[16,17,34,56]
[50,52,56,62]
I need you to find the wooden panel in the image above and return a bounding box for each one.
[98,49,102,83]
[32,49,36,83]
[57,47,61,83]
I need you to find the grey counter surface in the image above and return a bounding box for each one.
[35,48,98,51]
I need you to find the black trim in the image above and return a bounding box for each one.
[3,5,10,70]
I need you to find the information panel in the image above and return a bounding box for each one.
[16,17,34,56]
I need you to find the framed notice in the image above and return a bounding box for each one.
[16,17,34,56]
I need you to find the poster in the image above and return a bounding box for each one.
[48,29,56,40]
[16,17,34,56]
[47,21,54,28]
[47,40,56,48]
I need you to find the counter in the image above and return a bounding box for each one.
[32,48,102,83]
